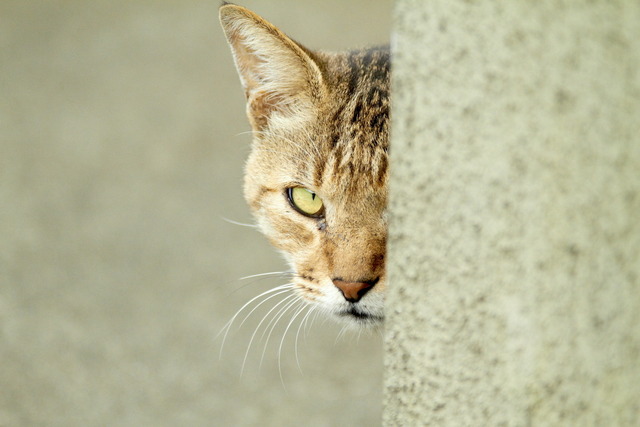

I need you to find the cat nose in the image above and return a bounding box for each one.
[332,277,379,303]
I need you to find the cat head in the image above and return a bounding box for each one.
[220,4,389,327]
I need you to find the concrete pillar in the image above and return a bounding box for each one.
[384,1,640,425]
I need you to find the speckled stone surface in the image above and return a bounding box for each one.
[385,1,640,425]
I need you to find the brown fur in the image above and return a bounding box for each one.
[220,4,389,326]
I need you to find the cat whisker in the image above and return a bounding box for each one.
[217,282,293,337]
[306,306,318,338]
[217,283,293,360]
[334,324,349,345]
[241,293,298,377]
[234,130,256,138]
[228,272,293,297]
[294,305,315,374]
[306,309,321,339]
[221,217,259,228]
[278,301,308,388]
[257,293,297,344]
[235,288,293,331]
[238,271,291,281]
[258,295,301,370]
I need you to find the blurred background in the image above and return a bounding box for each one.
[0,1,391,425]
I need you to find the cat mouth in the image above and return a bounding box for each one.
[339,306,384,323]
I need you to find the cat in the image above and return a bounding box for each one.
[219,3,389,329]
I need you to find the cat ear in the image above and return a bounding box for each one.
[219,4,325,130]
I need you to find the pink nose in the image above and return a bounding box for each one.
[332,278,378,302]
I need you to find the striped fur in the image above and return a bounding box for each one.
[220,4,389,327]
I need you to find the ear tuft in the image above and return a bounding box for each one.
[219,5,325,129]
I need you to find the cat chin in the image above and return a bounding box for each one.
[298,295,384,329]
[335,309,385,329]
[327,298,385,329]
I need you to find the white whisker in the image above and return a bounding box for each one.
[236,288,292,331]
[306,309,321,339]
[235,130,255,138]
[241,293,298,376]
[239,271,289,281]
[278,302,308,385]
[221,217,259,228]
[294,305,315,374]
[258,296,300,370]
[334,324,349,345]
[217,283,293,359]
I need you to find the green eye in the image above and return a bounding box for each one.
[287,187,324,217]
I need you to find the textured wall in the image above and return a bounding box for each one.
[385,1,640,426]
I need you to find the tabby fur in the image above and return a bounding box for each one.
[219,4,389,327]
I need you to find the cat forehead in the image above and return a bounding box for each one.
[323,47,390,145]
[251,116,388,196]
[329,47,390,99]
[249,132,388,210]
[254,47,391,153]
[248,46,390,197]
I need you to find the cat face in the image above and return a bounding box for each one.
[220,5,389,327]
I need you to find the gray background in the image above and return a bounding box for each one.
[0,1,391,425]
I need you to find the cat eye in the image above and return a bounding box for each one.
[287,187,324,218]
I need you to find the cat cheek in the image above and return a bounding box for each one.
[262,218,320,260]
